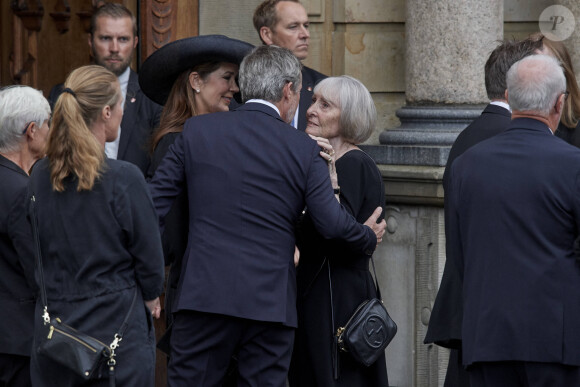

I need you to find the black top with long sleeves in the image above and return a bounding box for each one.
[27,157,164,386]
[290,149,389,386]
[0,155,36,356]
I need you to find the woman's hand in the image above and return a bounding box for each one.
[145,297,161,319]
[308,135,338,193]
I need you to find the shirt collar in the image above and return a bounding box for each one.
[490,100,511,112]
[246,99,281,117]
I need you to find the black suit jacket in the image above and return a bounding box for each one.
[149,102,376,328]
[298,66,327,131]
[0,155,36,356]
[425,103,511,348]
[48,70,162,175]
[448,118,580,366]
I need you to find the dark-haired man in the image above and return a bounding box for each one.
[424,37,544,387]
[451,53,580,386]
[49,3,161,175]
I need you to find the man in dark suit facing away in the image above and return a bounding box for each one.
[447,54,580,386]
[253,0,327,131]
[48,3,161,175]
[149,45,386,387]
[424,37,543,386]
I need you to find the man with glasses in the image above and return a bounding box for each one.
[0,85,51,386]
[447,54,580,386]
[425,38,543,387]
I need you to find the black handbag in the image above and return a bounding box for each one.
[30,195,137,385]
[37,317,112,379]
[328,255,397,377]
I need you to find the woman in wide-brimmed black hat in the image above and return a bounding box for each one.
[139,35,253,332]
[139,34,254,158]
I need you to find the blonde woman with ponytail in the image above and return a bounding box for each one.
[28,65,164,387]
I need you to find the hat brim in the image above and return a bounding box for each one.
[139,35,254,105]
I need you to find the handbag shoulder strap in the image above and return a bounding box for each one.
[327,255,383,302]
[30,195,50,324]
[30,194,138,335]
[369,256,382,300]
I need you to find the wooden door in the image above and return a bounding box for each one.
[1,2,198,387]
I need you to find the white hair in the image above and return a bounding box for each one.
[313,76,376,144]
[239,45,302,103]
[0,86,51,153]
[506,54,566,115]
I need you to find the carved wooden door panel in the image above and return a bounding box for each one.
[1,0,196,99]
[1,1,198,387]
[3,0,110,94]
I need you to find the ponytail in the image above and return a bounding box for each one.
[46,65,119,191]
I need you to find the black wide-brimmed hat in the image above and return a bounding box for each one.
[139,35,254,105]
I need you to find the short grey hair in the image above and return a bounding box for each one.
[314,76,376,144]
[239,45,302,103]
[506,54,566,115]
[0,86,50,153]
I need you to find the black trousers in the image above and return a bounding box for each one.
[468,361,580,387]
[168,310,294,387]
[0,354,30,387]
[444,348,470,387]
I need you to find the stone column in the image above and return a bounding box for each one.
[365,1,503,386]
[379,0,503,161]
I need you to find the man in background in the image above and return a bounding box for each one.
[449,54,580,386]
[253,0,326,131]
[49,3,161,175]
[424,37,543,387]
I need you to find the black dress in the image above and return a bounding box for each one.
[289,149,389,387]
[28,158,165,387]
[555,121,580,148]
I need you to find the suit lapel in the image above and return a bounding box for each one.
[298,69,315,132]
[118,71,139,160]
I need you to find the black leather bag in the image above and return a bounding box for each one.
[30,194,136,385]
[37,318,111,379]
[336,297,397,367]
[328,256,397,377]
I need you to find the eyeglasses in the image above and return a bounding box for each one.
[22,117,51,135]
[22,121,33,135]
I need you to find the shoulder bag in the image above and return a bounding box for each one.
[328,255,397,378]
[31,195,137,386]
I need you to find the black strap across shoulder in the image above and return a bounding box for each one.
[30,194,138,385]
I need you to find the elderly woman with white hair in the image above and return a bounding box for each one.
[0,85,51,386]
[289,75,389,386]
